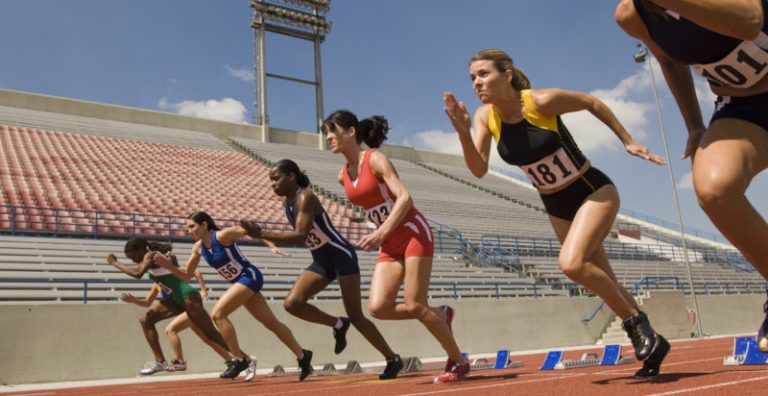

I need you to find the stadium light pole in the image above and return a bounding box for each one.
[251,0,332,148]
[633,43,704,339]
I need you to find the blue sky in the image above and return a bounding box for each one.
[1,0,766,240]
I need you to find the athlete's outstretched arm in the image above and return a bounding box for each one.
[120,285,160,307]
[532,88,665,165]
[107,252,154,279]
[155,243,200,281]
[652,0,763,40]
[193,270,208,300]
[245,190,318,246]
[443,92,492,178]
[616,0,706,158]
[356,151,413,251]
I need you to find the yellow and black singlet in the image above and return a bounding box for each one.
[488,89,590,192]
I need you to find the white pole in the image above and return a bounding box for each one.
[636,43,704,338]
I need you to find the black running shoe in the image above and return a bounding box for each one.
[379,354,403,380]
[297,349,313,381]
[334,317,351,354]
[634,335,670,380]
[622,311,659,361]
[220,358,249,379]
[219,360,234,379]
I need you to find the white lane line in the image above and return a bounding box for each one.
[647,374,768,396]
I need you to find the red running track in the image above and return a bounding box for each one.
[5,337,768,396]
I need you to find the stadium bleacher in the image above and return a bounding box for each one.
[0,104,762,305]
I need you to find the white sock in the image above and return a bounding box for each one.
[333,317,343,330]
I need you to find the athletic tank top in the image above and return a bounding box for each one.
[147,266,197,304]
[488,90,589,192]
[634,0,768,88]
[342,150,419,228]
[284,189,353,252]
[200,231,258,282]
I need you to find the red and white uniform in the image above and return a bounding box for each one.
[343,150,433,262]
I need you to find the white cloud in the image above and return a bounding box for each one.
[402,128,511,169]
[403,129,463,156]
[562,64,655,154]
[225,65,255,82]
[677,171,694,190]
[157,97,248,123]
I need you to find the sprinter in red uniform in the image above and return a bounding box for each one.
[323,110,469,383]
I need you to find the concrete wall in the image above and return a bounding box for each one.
[639,291,693,340]
[692,294,765,336]
[1,293,763,385]
[0,297,608,385]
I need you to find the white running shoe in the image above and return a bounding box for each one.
[244,356,257,382]
[139,361,168,375]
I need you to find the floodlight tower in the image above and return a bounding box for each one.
[251,0,332,148]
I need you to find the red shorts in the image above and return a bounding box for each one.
[377,210,434,262]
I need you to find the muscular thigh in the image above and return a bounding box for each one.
[402,256,432,304]
[369,261,405,307]
[695,118,768,192]
[213,283,254,317]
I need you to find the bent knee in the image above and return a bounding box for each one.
[283,297,305,314]
[403,301,428,318]
[693,170,747,210]
[559,255,586,281]
[211,310,228,323]
[367,301,388,319]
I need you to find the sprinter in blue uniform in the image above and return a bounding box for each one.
[617,0,768,360]
[241,159,403,380]
[156,211,313,381]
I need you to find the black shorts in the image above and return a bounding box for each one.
[710,91,768,132]
[540,167,614,221]
[306,243,360,280]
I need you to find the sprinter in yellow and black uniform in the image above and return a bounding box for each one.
[487,89,614,220]
[444,48,670,380]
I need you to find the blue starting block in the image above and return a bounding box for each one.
[724,336,768,365]
[468,349,525,371]
[540,350,564,370]
[540,344,635,370]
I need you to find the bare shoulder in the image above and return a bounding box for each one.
[474,103,491,120]
[337,166,345,185]
[615,0,650,40]
[297,188,320,210]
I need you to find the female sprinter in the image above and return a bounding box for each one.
[443,49,669,379]
[242,159,403,380]
[156,213,313,381]
[322,110,468,383]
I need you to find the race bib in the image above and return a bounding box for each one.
[216,263,242,281]
[521,148,580,190]
[694,35,768,88]
[365,202,392,227]
[305,227,329,250]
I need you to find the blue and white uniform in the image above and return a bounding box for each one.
[285,189,359,280]
[200,231,264,293]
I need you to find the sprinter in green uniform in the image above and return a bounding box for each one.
[108,237,251,379]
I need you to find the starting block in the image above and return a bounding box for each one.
[724,336,768,365]
[469,350,525,371]
[400,356,423,373]
[540,344,635,370]
[271,360,366,377]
